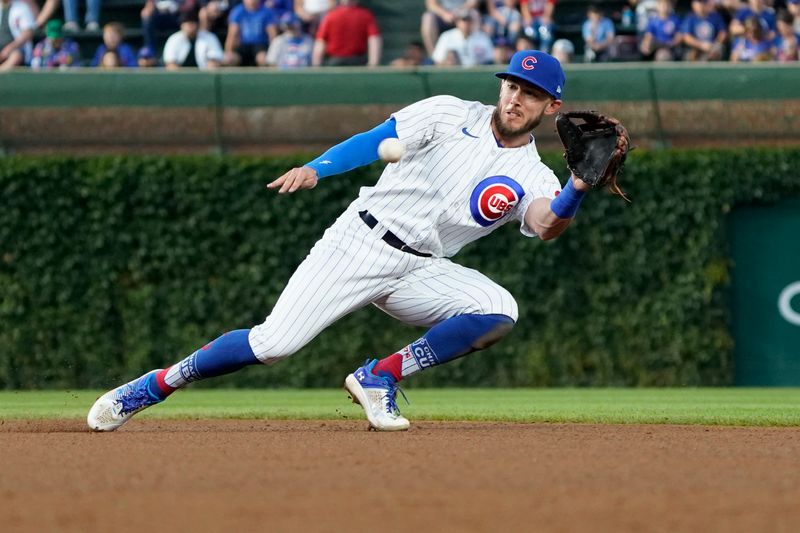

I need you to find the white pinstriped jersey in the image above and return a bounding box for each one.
[354,95,563,258]
[249,95,560,363]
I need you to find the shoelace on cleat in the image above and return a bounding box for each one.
[117,377,159,415]
[360,359,410,416]
[382,379,409,416]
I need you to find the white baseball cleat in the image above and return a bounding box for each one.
[87,370,164,431]
[345,359,410,431]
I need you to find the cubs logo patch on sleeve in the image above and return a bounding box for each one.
[469,176,526,227]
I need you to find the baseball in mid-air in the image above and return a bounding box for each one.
[378,138,405,163]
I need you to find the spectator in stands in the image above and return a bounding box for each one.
[431,7,493,66]
[484,0,522,64]
[19,0,61,31]
[772,9,798,61]
[519,0,556,53]
[312,0,381,66]
[137,44,158,66]
[91,22,137,67]
[99,48,120,67]
[789,0,800,34]
[31,18,80,68]
[163,8,223,68]
[61,0,100,32]
[639,0,682,61]
[582,5,615,62]
[441,48,461,64]
[141,0,197,50]
[265,11,312,67]
[390,40,432,66]
[295,0,331,35]
[421,0,477,56]
[551,37,573,63]
[730,0,775,39]
[0,0,35,70]
[730,13,774,60]
[198,0,238,38]
[629,0,659,34]
[266,0,292,18]
[223,0,276,66]
[681,0,727,60]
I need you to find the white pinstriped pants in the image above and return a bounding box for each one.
[248,207,518,363]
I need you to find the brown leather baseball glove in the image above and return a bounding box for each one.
[555,111,631,202]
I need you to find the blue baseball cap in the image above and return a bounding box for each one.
[495,50,566,100]
[138,46,156,59]
[279,11,301,28]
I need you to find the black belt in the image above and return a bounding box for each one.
[358,210,432,258]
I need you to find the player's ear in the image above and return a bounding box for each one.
[545,99,562,115]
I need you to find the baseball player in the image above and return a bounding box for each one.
[88,50,594,432]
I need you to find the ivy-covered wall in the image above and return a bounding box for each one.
[1,150,798,389]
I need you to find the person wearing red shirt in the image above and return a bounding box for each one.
[312,0,382,66]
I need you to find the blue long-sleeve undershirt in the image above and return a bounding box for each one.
[305,118,398,179]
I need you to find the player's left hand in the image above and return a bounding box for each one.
[555,110,631,202]
[267,166,319,194]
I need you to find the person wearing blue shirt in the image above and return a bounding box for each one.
[772,9,799,62]
[224,0,276,66]
[639,0,682,61]
[581,5,615,62]
[731,14,774,61]
[91,22,138,67]
[730,0,776,40]
[266,0,292,18]
[681,0,727,60]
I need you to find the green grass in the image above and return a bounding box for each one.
[2,388,800,426]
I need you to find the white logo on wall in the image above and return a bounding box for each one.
[778,282,800,326]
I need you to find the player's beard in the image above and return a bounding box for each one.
[492,106,545,139]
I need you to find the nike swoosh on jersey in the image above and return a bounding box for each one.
[461,127,479,138]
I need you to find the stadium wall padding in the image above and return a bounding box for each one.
[1,65,799,153]
[4,65,798,108]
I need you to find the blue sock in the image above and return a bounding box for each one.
[148,329,260,398]
[373,314,515,381]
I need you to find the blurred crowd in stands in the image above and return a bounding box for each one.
[0,0,797,70]
[420,0,800,65]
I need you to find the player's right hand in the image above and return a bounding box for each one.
[267,166,319,194]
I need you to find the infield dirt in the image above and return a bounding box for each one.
[1,420,798,533]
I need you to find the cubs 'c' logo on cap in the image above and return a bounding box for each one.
[469,176,526,227]
[521,56,537,70]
